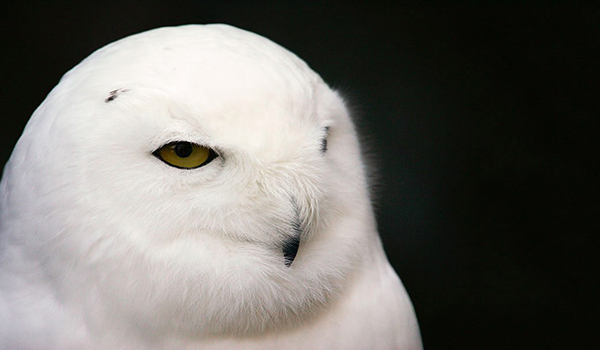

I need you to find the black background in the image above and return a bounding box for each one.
[1,2,598,349]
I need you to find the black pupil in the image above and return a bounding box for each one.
[174,142,193,158]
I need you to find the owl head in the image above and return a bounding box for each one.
[0,24,379,338]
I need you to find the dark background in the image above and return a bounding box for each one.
[1,2,598,349]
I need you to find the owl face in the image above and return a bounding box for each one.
[1,25,375,337]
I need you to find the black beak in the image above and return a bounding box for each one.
[282,213,302,267]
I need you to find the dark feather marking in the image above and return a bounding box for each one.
[321,126,330,153]
[104,88,129,103]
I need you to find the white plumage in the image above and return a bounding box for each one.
[0,24,422,349]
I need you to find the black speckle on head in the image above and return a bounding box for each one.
[104,88,129,103]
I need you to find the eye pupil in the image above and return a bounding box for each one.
[174,142,193,158]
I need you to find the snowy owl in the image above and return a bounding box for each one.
[0,24,422,349]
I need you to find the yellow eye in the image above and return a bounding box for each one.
[154,142,217,169]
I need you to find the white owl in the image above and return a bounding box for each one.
[0,24,422,349]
